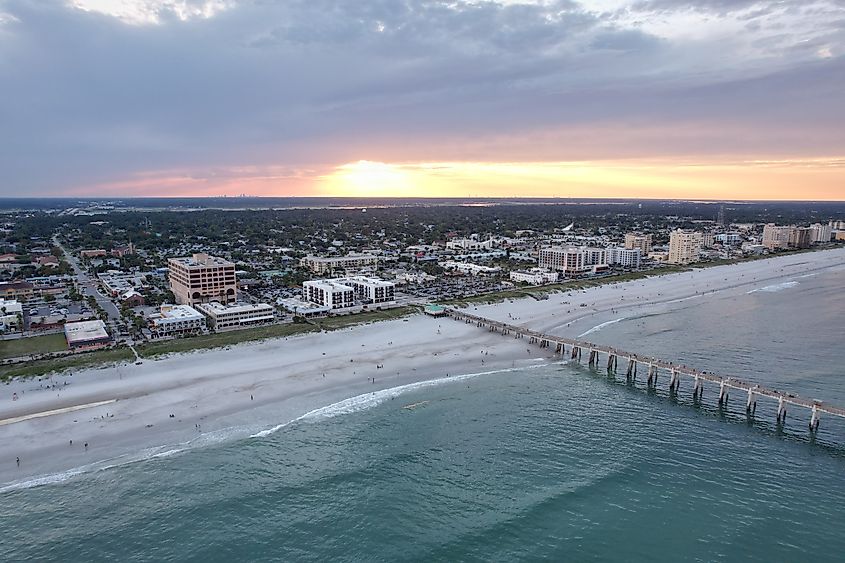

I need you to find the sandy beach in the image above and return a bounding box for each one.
[1,247,843,489]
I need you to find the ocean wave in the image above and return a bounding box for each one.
[251,363,552,439]
[747,281,799,294]
[0,428,247,493]
[578,317,626,338]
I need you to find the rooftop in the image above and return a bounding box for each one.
[169,253,234,268]
[64,320,109,344]
[195,301,274,315]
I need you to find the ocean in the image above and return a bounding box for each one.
[2,268,844,561]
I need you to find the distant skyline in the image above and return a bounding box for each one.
[1,0,844,200]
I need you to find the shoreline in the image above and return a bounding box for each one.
[1,247,843,489]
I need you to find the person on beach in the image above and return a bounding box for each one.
[16,457,20,467]
[84,442,88,451]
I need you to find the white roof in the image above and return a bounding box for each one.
[195,302,274,315]
[64,320,109,344]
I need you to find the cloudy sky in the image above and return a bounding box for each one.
[1,0,843,199]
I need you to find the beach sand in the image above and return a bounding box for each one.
[1,247,843,489]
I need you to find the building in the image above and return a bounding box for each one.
[80,249,107,258]
[446,238,493,251]
[439,261,501,275]
[195,302,275,330]
[788,226,813,249]
[762,224,792,250]
[342,276,396,304]
[606,247,642,269]
[168,253,237,306]
[120,290,145,307]
[0,281,34,301]
[111,243,136,257]
[667,230,703,264]
[303,279,355,309]
[715,233,742,246]
[624,233,653,254]
[64,320,110,350]
[300,253,379,274]
[36,255,60,267]
[424,304,447,317]
[810,223,832,244]
[99,272,146,296]
[510,269,559,285]
[148,304,206,337]
[538,246,608,274]
[0,298,22,332]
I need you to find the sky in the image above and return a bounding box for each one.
[0,0,843,200]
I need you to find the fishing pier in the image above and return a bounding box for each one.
[446,309,845,433]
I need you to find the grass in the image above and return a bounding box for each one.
[137,322,320,358]
[313,306,416,331]
[1,347,135,380]
[0,333,69,360]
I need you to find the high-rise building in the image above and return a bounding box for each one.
[607,247,642,269]
[788,227,813,249]
[667,230,703,264]
[624,233,653,254]
[539,247,608,274]
[303,279,355,309]
[168,253,237,306]
[762,224,792,251]
[810,223,832,243]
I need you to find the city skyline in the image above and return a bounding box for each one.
[1,0,844,199]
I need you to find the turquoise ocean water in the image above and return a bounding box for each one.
[2,268,844,561]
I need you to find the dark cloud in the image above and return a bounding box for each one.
[0,0,842,194]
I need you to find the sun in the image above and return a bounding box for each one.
[319,160,418,197]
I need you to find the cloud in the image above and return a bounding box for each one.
[0,0,843,196]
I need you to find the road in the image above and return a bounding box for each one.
[53,236,121,324]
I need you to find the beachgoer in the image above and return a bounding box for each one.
[250,395,254,401]
[16,457,20,467]
[84,442,88,451]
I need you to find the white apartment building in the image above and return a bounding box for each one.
[446,238,493,251]
[624,233,653,254]
[168,253,237,306]
[715,233,742,246]
[0,298,22,332]
[811,223,833,243]
[510,269,559,285]
[300,253,379,274]
[606,247,642,269]
[667,230,703,264]
[538,246,608,274]
[303,279,355,309]
[342,276,396,304]
[195,302,275,330]
[148,304,206,337]
[762,224,792,250]
[439,261,501,275]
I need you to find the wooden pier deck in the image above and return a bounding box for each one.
[446,308,845,431]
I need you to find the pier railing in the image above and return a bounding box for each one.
[446,308,845,432]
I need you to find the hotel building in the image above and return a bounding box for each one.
[168,253,237,306]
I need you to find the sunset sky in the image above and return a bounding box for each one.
[1,0,843,200]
